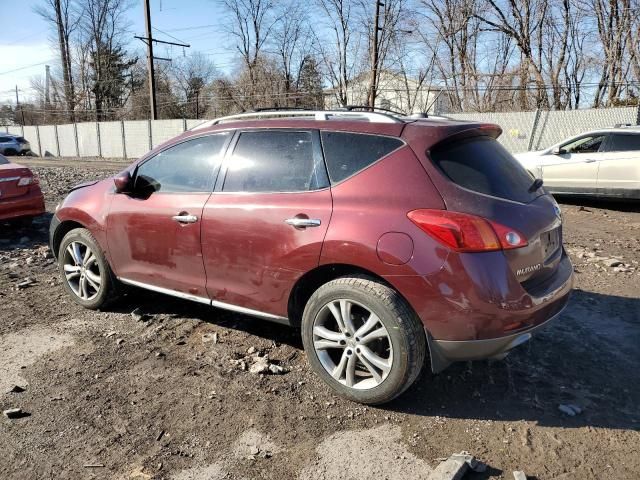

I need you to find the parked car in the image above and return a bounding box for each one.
[515,126,640,200]
[0,153,45,226]
[0,134,31,156]
[49,110,573,404]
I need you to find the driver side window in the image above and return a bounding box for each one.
[135,132,230,194]
[561,135,606,155]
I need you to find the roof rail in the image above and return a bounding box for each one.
[190,109,403,130]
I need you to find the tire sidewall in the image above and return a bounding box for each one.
[302,281,413,404]
[58,228,112,310]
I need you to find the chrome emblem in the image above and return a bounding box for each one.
[517,263,542,276]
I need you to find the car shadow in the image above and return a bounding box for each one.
[555,195,640,212]
[387,289,640,432]
[114,287,640,432]
[0,213,53,250]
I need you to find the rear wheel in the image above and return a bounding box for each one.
[4,148,17,156]
[58,228,118,309]
[302,277,426,404]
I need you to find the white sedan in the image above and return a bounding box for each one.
[514,127,640,200]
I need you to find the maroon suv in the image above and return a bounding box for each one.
[50,110,572,404]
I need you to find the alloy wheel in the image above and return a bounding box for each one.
[62,241,102,301]
[312,299,393,390]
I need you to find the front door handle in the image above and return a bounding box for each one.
[172,214,198,224]
[285,217,321,228]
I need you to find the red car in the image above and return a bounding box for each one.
[50,110,573,404]
[0,153,45,226]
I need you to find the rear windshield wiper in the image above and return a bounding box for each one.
[528,178,544,193]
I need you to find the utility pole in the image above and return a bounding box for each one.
[143,0,157,120]
[137,0,190,120]
[54,0,74,122]
[368,1,383,109]
[44,65,51,123]
[15,86,25,126]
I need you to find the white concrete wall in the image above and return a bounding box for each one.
[57,124,77,157]
[3,107,638,158]
[38,125,58,157]
[99,121,124,158]
[124,120,151,159]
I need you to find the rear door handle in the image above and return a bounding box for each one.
[172,214,198,224]
[285,217,321,228]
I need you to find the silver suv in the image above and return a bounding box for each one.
[0,134,30,155]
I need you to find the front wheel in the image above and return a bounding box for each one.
[301,277,427,404]
[58,228,118,309]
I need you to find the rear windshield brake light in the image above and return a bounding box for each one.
[407,209,528,252]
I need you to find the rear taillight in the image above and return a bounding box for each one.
[17,176,38,186]
[407,209,528,252]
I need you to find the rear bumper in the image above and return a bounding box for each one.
[0,187,45,221]
[427,306,564,372]
[387,248,573,372]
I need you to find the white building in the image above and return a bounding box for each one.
[323,71,451,115]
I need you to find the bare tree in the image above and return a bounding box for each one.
[223,0,276,101]
[591,0,634,106]
[315,0,362,107]
[33,0,81,121]
[475,0,550,109]
[172,53,217,118]
[271,0,313,103]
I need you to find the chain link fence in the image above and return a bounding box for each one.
[2,106,640,158]
[449,105,640,153]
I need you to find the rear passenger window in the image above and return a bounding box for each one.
[0,137,10,142]
[223,130,327,192]
[430,136,539,203]
[320,132,404,183]
[135,133,230,194]
[607,134,640,151]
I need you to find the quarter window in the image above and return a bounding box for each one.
[320,131,404,183]
[223,130,325,193]
[135,133,230,194]
[560,135,606,154]
[606,134,640,152]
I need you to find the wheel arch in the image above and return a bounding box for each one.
[287,263,417,327]
[51,219,86,259]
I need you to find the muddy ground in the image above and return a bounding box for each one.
[1,157,639,480]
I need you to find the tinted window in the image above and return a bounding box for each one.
[135,133,230,193]
[0,154,8,165]
[223,130,326,192]
[0,137,11,143]
[430,136,539,203]
[321,131,403,183]
[561,135,606,154]
[606,134,640,152]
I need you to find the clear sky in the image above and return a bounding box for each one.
[0,0,237,103]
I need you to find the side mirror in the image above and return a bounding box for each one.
[113,170,132,193]
[552,147,566,155]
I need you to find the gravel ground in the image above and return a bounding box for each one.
[1,159,639,480]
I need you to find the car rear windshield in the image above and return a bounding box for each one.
[429,136,540,203]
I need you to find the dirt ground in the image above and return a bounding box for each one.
[1,157,639,480]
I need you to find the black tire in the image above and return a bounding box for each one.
[4,148,17,156]
[301,277,426,405]
[58,228,119,309]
